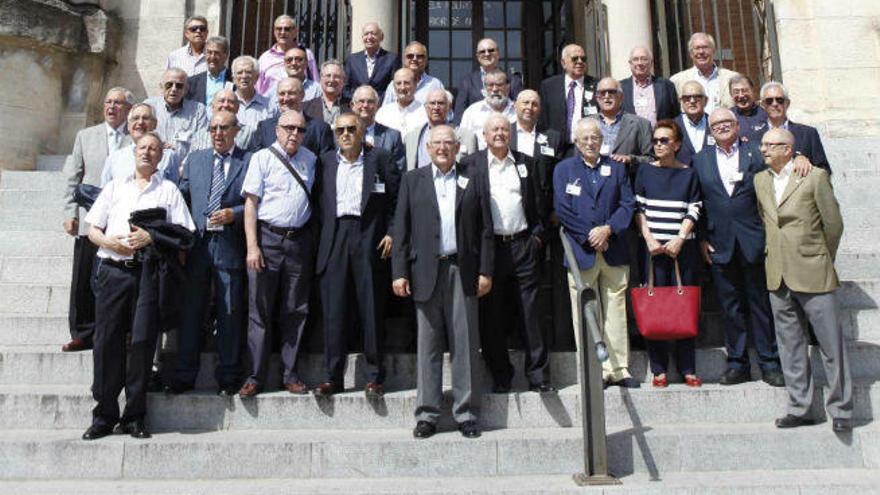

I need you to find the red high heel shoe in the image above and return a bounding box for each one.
[652,375,668,388]
[685,375,702,388]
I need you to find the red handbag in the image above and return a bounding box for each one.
[631,257,701,341]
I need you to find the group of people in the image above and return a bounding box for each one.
[61,15,852,442]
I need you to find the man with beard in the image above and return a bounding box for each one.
[459,70,517,150]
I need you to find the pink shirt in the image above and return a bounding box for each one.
[632,77,657,127]
[255,44,320,96]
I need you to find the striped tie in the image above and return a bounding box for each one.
[207,153,227,214]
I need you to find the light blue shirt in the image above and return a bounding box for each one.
[100,144,179,186]
[382,73,445,106]
[236,92,270,128]
[433,164,458,256]
[335,150,364,217]
[266,79,322,118]
[205,69,228,111]
[144,96,208,166]
[241,142,316,228]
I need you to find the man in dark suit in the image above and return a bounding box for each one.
[254,77,334,155]
[510,90,562,199]
[674,81,711,165]
[693,108,784,387]
[169,110,250,395]
[453,37,523,125]
[313,114,401,397]
[344,22,400,102]
[303,60,352,126]
[759,81,831,172]
[730,75,768,144]
[392,125,494,439]
[619,46,679,126]
[538,44,599,157]
[350,84,406,172]
[185,36,233,108]
[465,114,553,393]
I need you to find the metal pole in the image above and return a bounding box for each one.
[560,228,620,487]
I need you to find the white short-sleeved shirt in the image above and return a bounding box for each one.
[240,143,317,228]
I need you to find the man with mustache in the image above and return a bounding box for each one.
[459,70,517,150]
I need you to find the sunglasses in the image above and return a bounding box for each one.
[275,26,294,32]
[763,97,787,105]
[163,81,185,90]
[278,124,307,135]
[405,53,426,60]
[651,137,673,145]
[284,56,305,63]
[596,89,619,97]
[680,94,705,102]
[477,48,497,55]
[569,55,587,63]
[209,124,235,133]
[334,125,358,136]
[187,25,207,33]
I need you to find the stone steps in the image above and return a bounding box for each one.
[0,171,68,191]
[34,155,66,172]
[0,189,66,211]
[0,231,73,256]
[0,314,69,346]
[0,256,72,284]
[0,283,69,314]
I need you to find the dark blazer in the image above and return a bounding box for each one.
[255,114,334,156]
[178,146,250,270]
[509,124,562,202]
[453,68,524,125]
[371,123,406,172]
[302,97,352,126]
[315,146,401,274]
[343,48,401,101]
[692,143,767,265]
[391,163,494,302]
[553,155,635,270]
[674,113,711,165]
[538,74,599,148]
[462,150,548,243]
[758,121,831,173]
[619,75,679,122]
[185,70,234,106]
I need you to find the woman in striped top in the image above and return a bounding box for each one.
[634,119,703,388]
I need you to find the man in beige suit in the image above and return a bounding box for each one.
[755,128,851,432]
[670,32,738,113]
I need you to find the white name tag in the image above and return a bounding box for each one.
[205,220,224,232]
[175,130,191,142]
[540,145,555,157]
[457,176,469,189]
[583,90,593,100]
[707,136,716,146]
[516,164,528,178]
[600,165,611,177]
[536,133,548,145]
[600,143,611,156]
[584,106,598,116]
[566,183,582,196]
[372,182,386,193]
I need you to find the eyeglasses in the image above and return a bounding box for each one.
[710,120,736,131]
[477,48,497,55]
[680,94,705,102]
[405,53,426,60]
[209,124,236,133]
[485,82,508,89]
[278,124,307,135]
[577,135,602,143]
[596,89,619,97]
[284,56,305,63]
[651,137,674,145]
[163,81,185,90]
[426,100,447,107]
[763,97,787,106]
[760,142,789,149]
[274,26,294,32]
[187,25,207,33]
[629,56,651,63]
[569,56,587,63]
[353,98,378,105]
[334,125,358,136]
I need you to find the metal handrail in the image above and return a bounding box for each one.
[559,227,620,486]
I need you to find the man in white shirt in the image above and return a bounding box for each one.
[670,32,739,113]
[375,68,428,137]
[459,70,517,150]
[101,103,178,186]
[381,41,444,106]
[674,80,710,165]
[165,16,208,76]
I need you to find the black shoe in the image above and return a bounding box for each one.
[218,385,239,397]
[458,420,481,438]
[147,372,164,393]
[832,418,853,432]
[609,377,641,389]
[528,382,557,393]
[775,414,816,428]
[413,421,436,439]
[116,419,151,439]
[762,369,786,387]
[163,381,194,395]
[82,423,114,441]
[719,368,751,386]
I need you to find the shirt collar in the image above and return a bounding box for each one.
[770,159,794,179]
[207,68,227,82]
[432,163,456,179]
[633,75,653,88]
[564,74,584,89]
[601,111,624,125]
[581,155,602,169]
[769,119,790,130]
[337,149,364,165]
[684,114,707,128]
[487,149,514,167]
[214,148,232,160]
[696,64,719,80]
[272,142,301,162]
[105,122,126,135]
[516,123,536,136]
[716,141,739,158]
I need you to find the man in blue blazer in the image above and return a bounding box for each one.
[452,37,523,126]
[759,81,831,172]
[693,109,784,387]
[674,81,711,165]
[350,85,406,172]
[343,22,401,102]
[253,77,334,155]
[553,119,637,387]
[170,110,250,395]
[619,46,679,125]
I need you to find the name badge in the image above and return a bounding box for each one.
[205,220,224,232]
[372,182,386,193]
[516,164,528,178]
[584,106,598,116]
[600,165,611,177]
[540,145,555,157]
[707,136,716,146]
[565,183,582,196]
[457,176,469,189]
[599,143,611,156]
[583,90,594,100]
[536,133,548,145]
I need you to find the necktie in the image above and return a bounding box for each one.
[565,80,577,138]
[207,153,227,214]
[109,130,120,151]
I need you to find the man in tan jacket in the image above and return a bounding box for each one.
[755,128,851,432]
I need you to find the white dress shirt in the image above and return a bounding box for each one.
[241,143,317,228]
[85,172,195,261]
[459,99,517,150]
[105,123,126,154]
[382,73,445,106]
[101,144,179,186]
[770,159,795,205]
[487,150,527,235]
[516,124,536,157]
[715,142,742,196]
[564,74,586,142]
[433,164,458,256]
[694,65,721,114]
[375,99,429,137]
[682,114,708,154]
[335,150,364,217]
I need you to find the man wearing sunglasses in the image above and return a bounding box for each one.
[381,41,444,106]
[453,38,523,126]
[670,32,739,114]
[144,68,208,167]
[351,85,405,172]
[313,114,401,398]
[673,80,711,165]
[538,44,599,157]
[256,15,319,96]
[165,16,208,76]
[254,77,334,157]
[344,22,401,102]
[588,77,653,167]
[758,81,831,172]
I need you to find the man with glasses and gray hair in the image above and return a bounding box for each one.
[453,37,523,125]
[670,32,739,113]
[459,69,518,150]
[166,15,208,76]
[350,85,405,171]
[538,44,599,156]
[620,45,679,126]
[231,55,270,128]
[381,41,444,106]
[145,68,209,166]
[404,88,478,171]
[673,80,711,165]
[256,14,319,95]
[759,81,831,172]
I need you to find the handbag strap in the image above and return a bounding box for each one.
[268,146,312,206]
[646,255,684,295]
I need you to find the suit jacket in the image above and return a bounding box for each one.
[538,74,599,149]
[589,112,653,164]
[302,97,352,126]
[758,121,832,173]
[315,146,401,274]
[755,167,843,293]
[343,48,401,101]
[508,124,562,207]
[674,113,711,165]
[254,114,334,156]
[553,155,635,270]
[692,143,767,265]
[669,65,739,110]
[462,150,548,243]
[403,124,479,171]
[452,68,524,125]
[178,146,250,270]
[370,123,406,172]
[185,70,234,106]
[391,163,494,302]
[620,75,679,121]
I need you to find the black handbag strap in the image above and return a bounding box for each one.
[268,146,312,205]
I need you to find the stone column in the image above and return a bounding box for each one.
[349,0,399,54]
[603,0,652,80]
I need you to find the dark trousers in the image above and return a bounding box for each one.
[710,243,780,372]
[479,234,549,387]
[91,261,160,426]
[68,236,98,343]
[320,218,386,384]
[644,241,700,376]
[175,235,246,389]
[245,223,314,387]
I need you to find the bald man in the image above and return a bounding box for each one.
[344,22,401,101]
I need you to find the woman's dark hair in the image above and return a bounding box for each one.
[654,119,682,142]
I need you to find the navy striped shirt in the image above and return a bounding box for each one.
[634,164,702,241]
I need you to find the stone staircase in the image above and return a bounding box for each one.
[0,144,879,493]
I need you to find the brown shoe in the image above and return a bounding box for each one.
[284,381,309,395]
[61,338,91,352]
[313,382,342,397]
[365,382,384,399]
[238,382,261,398]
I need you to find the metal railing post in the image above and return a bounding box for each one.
[559,227,620,486]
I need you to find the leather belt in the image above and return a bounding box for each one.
[437,253,458,261]
[103,258,141,270]
[495,230,530,243]
[260,220,309,239]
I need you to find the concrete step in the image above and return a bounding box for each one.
[1,422,877,480]
[0,208,68,231]
[0,314,69,346]
[0,189,66,212]
[0,284,69,314]
[0,256,72,284]
[837,250,880,279]
[1,381,877,432]
[0,231,73,256]
[35,155,67,172]
[0,171,66,191]
[2,469,880,494]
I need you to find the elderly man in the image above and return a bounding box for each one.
[674,81,711,165]
[231,55,270,128]
[692,108,784,386]
[265,47,323,115]
[169,111,251,396]
[239,110,317,397]
[61,87,133,353]
[101,103,179,185]
[538,44,599,155]
[303,60,351,125]
[344,22,401,102]
[314,113,401,397]
[510,90,562,196]
[459,69,517,150]
[729,75,768,144]
[376,68,429,137]
[760,81,831,171]
[589,77,653,166]
[81,132,195,440]
[254,77,334,155]
[189,90,261,153]
[756,128,851,432]
[145,68,208,166]
[351,85,405,171]
[392,125,493,439]
[670,33,739,114]
[165,15,208,76]
[619,45,679,126]
[553,119,637,388]
[462,114,552,393]
[382,41,444,106]
[404,88,478,170]
[185,36,233,109]
[256,15,319,95]
[453,37,523,125]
